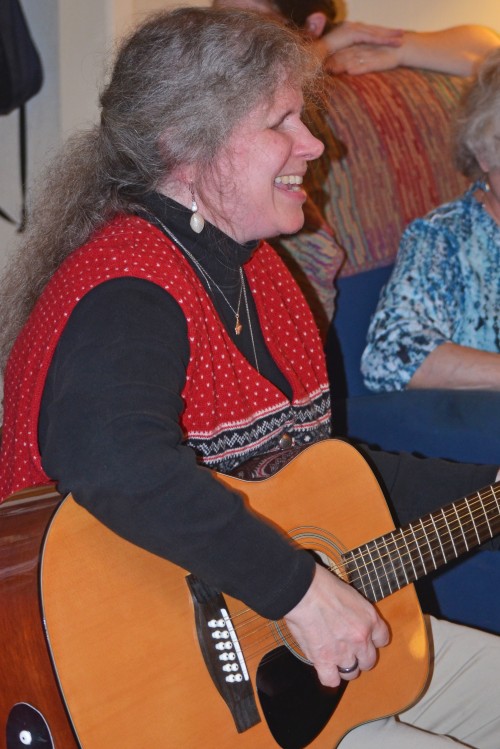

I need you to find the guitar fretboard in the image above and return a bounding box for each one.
[342,482,500,603]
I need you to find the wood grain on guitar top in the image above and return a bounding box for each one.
[36,440,429,749]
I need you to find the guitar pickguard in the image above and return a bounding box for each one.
[257,647,346,749]
[187,572,347,749]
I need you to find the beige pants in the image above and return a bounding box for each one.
[339,617,500,748]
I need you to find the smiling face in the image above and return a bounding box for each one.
[198,82,324,244]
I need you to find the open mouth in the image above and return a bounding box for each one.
[274,175,303,192]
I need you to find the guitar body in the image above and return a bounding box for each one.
[0,486,80,749]
[38,439,429,748]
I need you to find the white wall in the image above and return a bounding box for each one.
[156,0,500,29]
[347,0,500,30]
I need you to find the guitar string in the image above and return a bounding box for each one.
[227,497,498,654]
[340,493,500,596]
[345,508,494,584]
[345,487,499,572]
[227,488,500,629]
[226,500,497,662]
[211,485,500,665]
[226,613,305,667]
[354,492,498,567]
[226,489,500,618]
[214,501,499,669]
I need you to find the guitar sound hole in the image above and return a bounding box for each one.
[256,645,347,749]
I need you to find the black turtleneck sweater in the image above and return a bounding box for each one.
[39,195,317,620]
[39,195,499,620]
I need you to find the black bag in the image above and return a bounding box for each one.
[0,0,44,230]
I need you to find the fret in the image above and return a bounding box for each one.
[429,513,447,565]
[400,528,418,584]
[464,495,482,546]
[342,481,500,605]
[491,486,500,536]
[344,529,414,603]
[492,485,500,516]
[387,531,405,589]
[408,522,428,577]
[440,506,459,558]
[387,530,412,588]
[380,533,403,593]
[370,536,406,601]
[360,541,382,602]
[418,517,437,570]
[483,485,500,539]
[478,490,494,538]
[343,537,396,602]
[452,502,470,553]
[344,546,369,599]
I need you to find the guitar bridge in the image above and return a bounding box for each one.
[186,574,260,733]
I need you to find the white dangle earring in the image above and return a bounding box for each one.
[189,183,205,234]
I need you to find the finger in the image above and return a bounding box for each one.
[357,24,404,38]
[337,656,361,682]
[338,668,359,682]
[352,640,378,673]
[358,31,403,47]
[372,618,390,648]
[314,661,343,689]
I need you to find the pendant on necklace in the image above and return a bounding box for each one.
[235,315,243,335]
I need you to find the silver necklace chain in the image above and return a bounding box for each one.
[148,215,260,372]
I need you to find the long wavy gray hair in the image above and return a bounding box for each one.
[0,6,320,370]
[455,47,500,179]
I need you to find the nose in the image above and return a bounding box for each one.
[296,121,324,161]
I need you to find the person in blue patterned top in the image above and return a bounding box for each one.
[362,48,500,393]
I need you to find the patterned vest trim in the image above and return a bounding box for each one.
[0,215,331,500]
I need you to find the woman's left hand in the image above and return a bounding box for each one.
[320,22,403,57]
[324,43,401,75]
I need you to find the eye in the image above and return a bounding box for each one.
[270,114,289,131]
[270,109,301,131]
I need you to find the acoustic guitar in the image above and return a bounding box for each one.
[2,439,500,749]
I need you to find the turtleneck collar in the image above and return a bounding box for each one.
[139,191,259,288]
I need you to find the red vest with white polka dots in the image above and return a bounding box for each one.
[0,215,331,500]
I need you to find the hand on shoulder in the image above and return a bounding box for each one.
[324,42,401,75]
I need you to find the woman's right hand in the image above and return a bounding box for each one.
[284,563,389,688]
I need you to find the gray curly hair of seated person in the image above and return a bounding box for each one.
[454,47,500,179]
[0,6,321,370]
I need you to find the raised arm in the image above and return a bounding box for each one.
[311,20,403,64]
[324,24,500,76]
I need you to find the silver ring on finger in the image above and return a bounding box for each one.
[337,657,359,674]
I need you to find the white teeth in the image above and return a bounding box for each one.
[274,175,303,186]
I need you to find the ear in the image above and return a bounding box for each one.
[303,12,328,39]
[477,153,491,175]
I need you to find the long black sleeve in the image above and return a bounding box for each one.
[39,277,315,620]
[359,444,499,544]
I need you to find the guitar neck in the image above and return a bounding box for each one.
[342,481,500,603]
